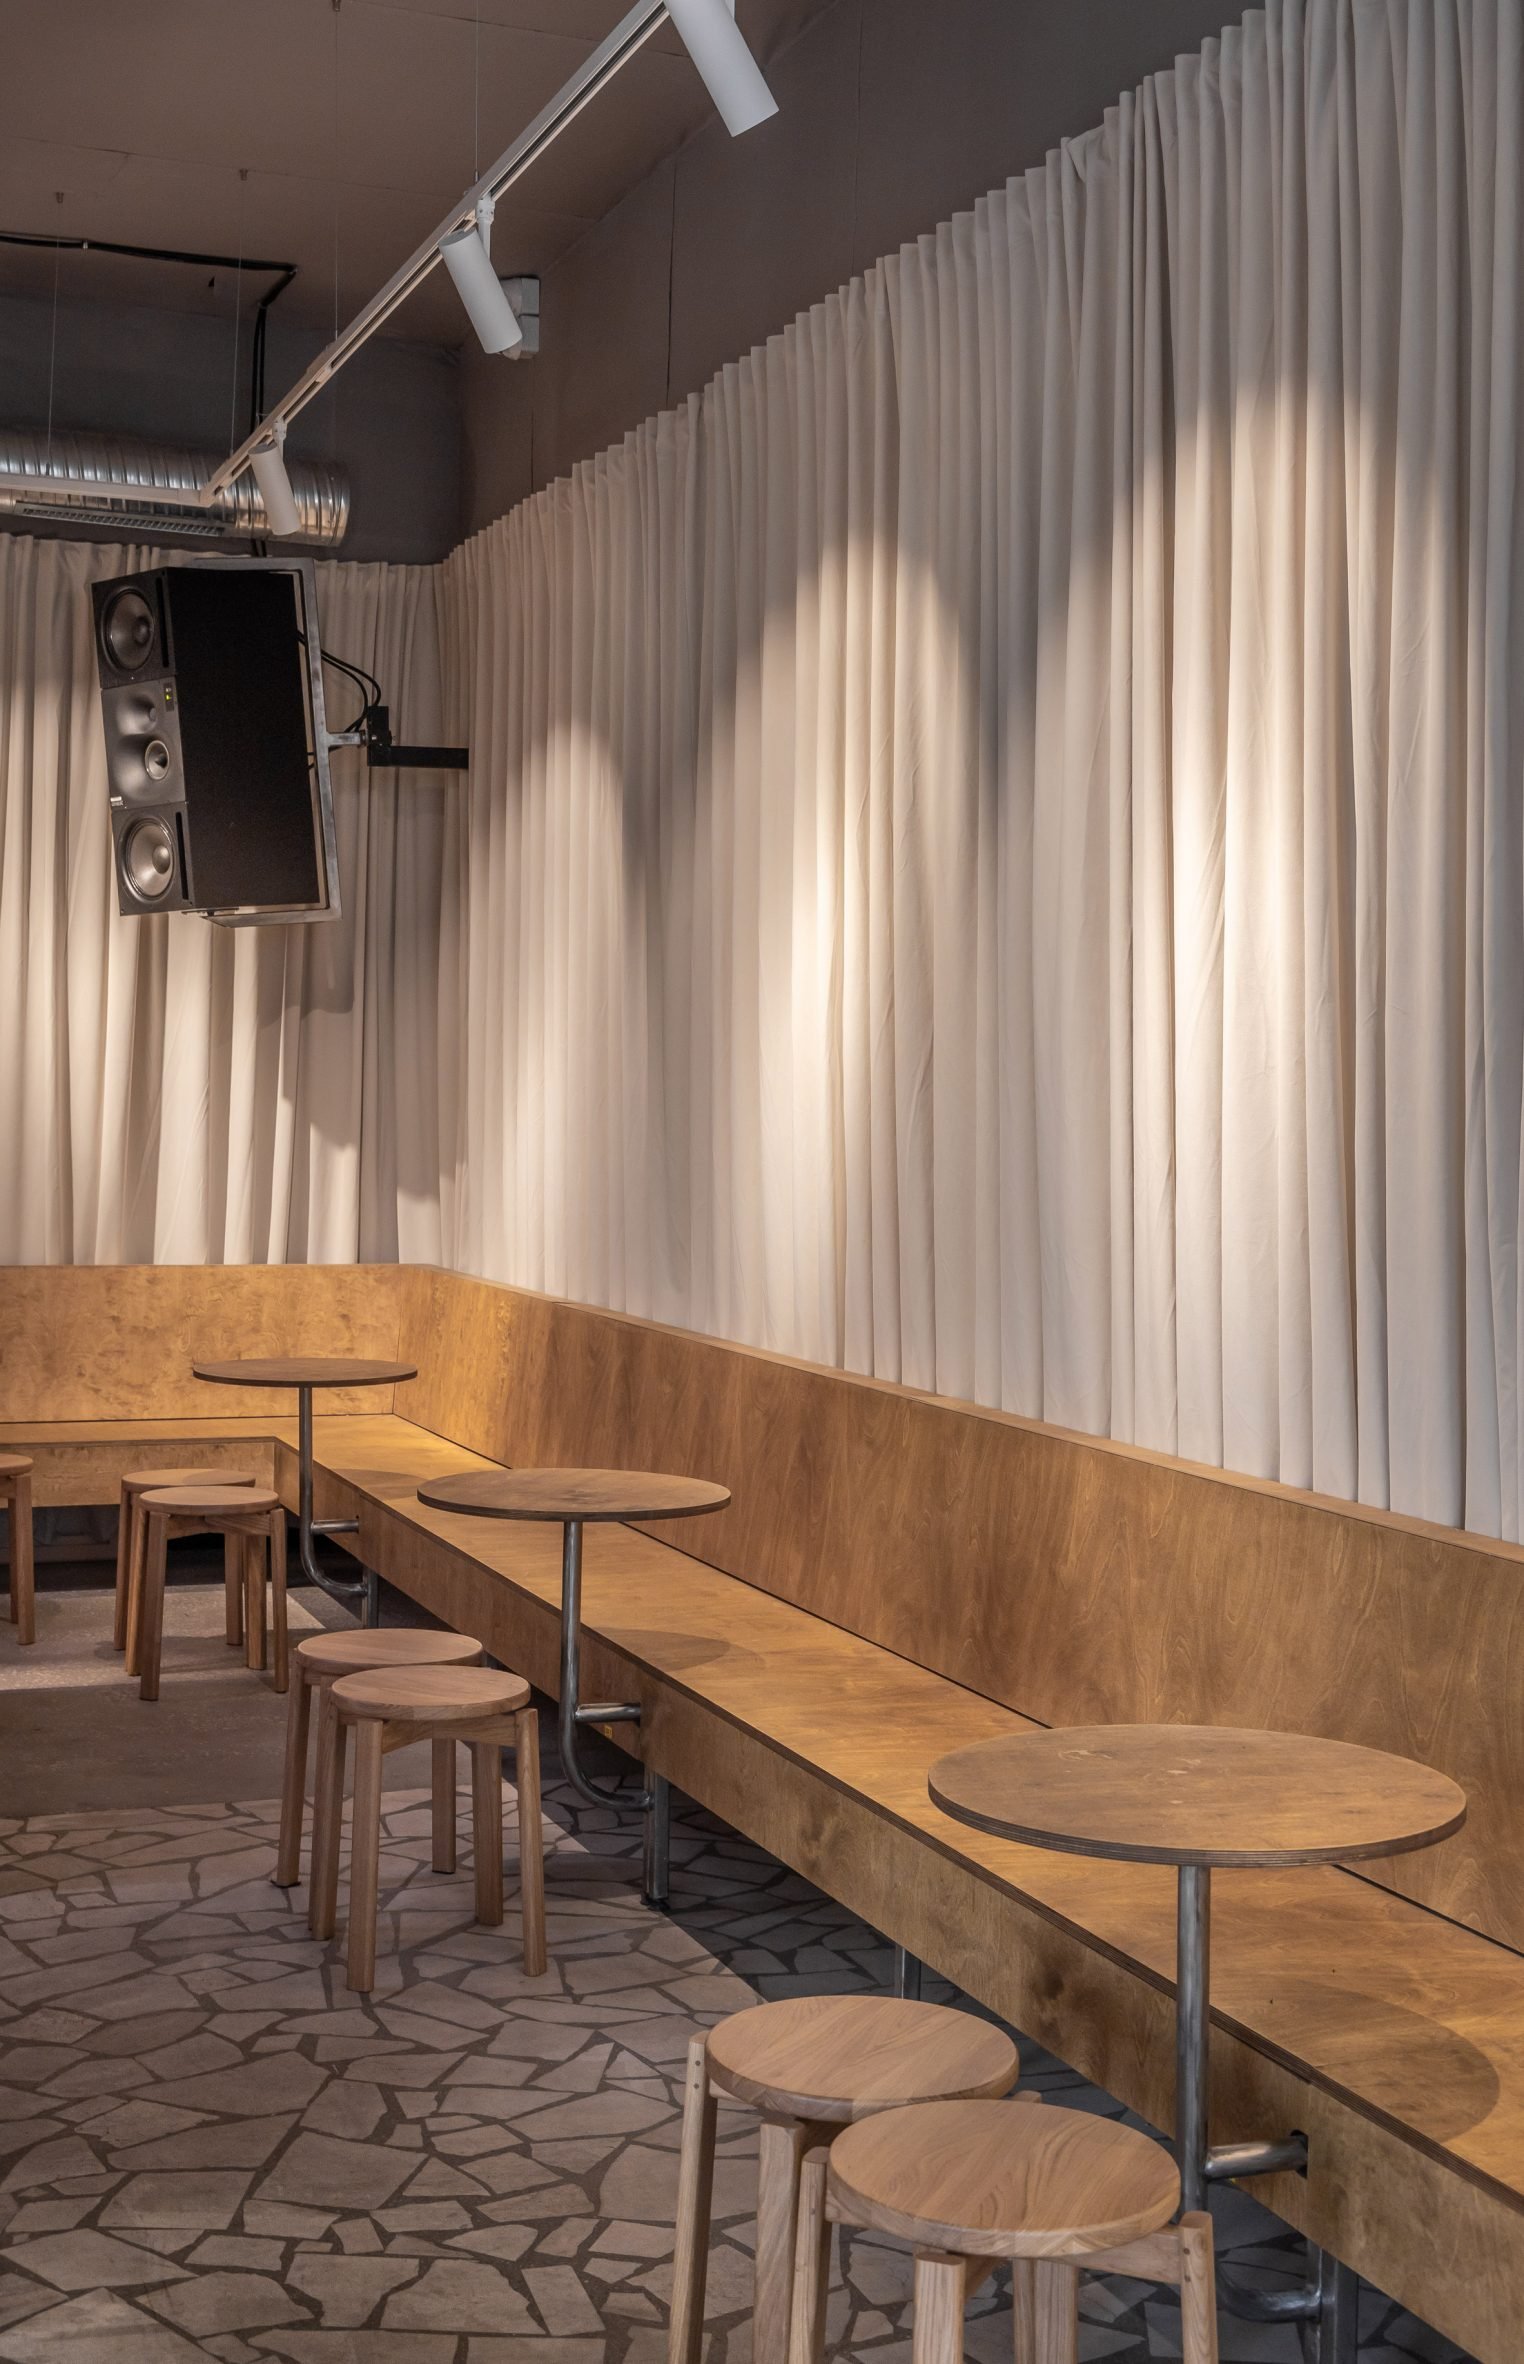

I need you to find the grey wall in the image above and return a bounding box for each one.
[0,289,461,564]
[461,0,1236,537]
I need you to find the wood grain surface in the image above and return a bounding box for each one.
[293,1629,484,1675]
[331,1663,532,1724]
[241,1408,1524,2355]
[391,1268,1524,1952]
[416,1468,731,1523]
[827,2098,1180,2257]
[929,1727,1467,1868]
[705,1996,1017,2122]
[194,1358,417,1390]
[121,1465,258,1493]
[138,1484,281,1516]
[0,1263,407,1419]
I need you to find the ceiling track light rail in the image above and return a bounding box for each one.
[209,0,777,510]
[12,0,777,532]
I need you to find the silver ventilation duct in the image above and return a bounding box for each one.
[0,427,349,545]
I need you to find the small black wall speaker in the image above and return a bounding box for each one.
[92,560,339,922]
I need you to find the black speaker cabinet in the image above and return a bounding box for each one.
[92,560,339,922]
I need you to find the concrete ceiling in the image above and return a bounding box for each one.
[0,0,835,347]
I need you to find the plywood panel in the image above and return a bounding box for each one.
[0,1264,407,1420]
[396,1269,1524,1952]
[290,1409,1524,2363]
[0,1419,278,1504]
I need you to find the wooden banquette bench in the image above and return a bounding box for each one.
[2,1261,1523,2359]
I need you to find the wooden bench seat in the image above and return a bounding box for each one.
[3,1263,1522,2359]
[275,1409,1521,2359]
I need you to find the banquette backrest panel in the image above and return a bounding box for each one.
[2,1260,1520,1951]
[397,1266,1524,1953]
[0,1263,408,1419]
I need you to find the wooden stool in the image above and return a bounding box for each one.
[0,1454,35,1647]
[796,2093,1217,2364]
[670,1995,1020,2364]
[116,1466,259,1670]
[318,1663,547,1993]
[278,1627,487,1920]
[136,1484,288,1703]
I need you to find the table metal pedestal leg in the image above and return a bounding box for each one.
[1175,1865,1356,2359]
[892,1946,924,1999]
[557,1517,672,1910]
[295,1384,368,1618]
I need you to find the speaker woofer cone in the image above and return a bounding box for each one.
[143,738,172,782]
[101,586,158,676]
[121,816,177,903]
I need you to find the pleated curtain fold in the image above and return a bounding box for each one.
[439,0,1524,1537]
[3,0,1522,1541]
[0,535,450,1265]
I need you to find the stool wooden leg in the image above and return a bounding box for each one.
[911,2256,967,2364]
[1011,2261,1037,2363]
[1032,2262,1078,2364]
[755,2119,811,2364]
[268,1512,289,1694]
[242,1534,266,1671]
[472,1740,505,1927]
[137,1510,171,1701]
[346,1717,385,1993]
[276,1667,312,1887]
[432,1739,457,1873]
[113,1483,133,1651]
[789,2148,831,2364]
[125,1495,150,1675]
[224,1540,244,1647]
[1178,2215,1219,2364]
[669,2035,717,2364]
[311,1691,346,1940]
[514,1704,546,1976]
[9,1471,34,1647]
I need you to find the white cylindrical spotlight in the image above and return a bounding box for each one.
[440,221,525,355]
[250,431,301,537]
[665,0,777,136]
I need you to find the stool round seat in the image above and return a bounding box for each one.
[0,1453,34,1476]
[706,1996,1018,2124]
[123,1464,256,1493]
[828,2098,1180,2259]
[141,1484,280,1515]
[296,1628,483,1677]
[331,1663,531,1723]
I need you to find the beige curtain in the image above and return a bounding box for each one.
[0,534,450,1264]
[441,0,1524,1538]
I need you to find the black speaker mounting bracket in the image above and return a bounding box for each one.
[333,701,469,773]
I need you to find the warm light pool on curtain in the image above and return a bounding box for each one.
[440,0,1524,1538]
[0,535,451,1265]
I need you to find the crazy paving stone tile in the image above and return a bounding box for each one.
[0,1768,1482,2364]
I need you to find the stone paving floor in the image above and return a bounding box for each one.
[0,1704,1478,2362]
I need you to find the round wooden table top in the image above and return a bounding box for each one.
[828,2098,1181,2259]
[928,1723,1467,1869]
[416,1468,731,1524]
[193,1358,417,1389]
